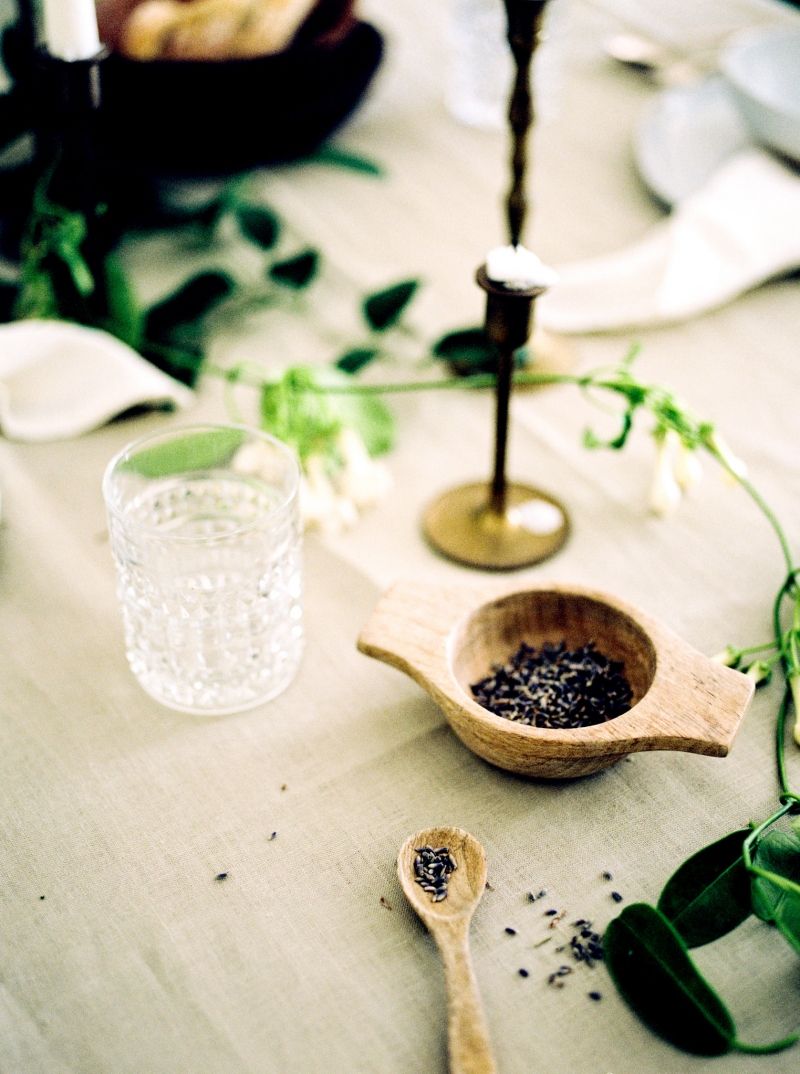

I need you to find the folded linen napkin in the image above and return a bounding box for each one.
[536,149,800,334]
[0,319,194,441]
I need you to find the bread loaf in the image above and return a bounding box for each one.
[120,0,318,60]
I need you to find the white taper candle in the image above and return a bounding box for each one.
[42,0,101,61]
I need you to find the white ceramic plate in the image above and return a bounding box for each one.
[634,75,752,207]
[722,25,800,164]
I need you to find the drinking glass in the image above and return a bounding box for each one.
[103,424,303,715]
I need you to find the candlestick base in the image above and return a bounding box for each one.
[422,481,569,570]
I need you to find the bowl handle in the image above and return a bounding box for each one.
[357,580,481,689]
[635,628,756,757]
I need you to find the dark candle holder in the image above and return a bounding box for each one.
[422,0,569,571]
[31,44,111,323]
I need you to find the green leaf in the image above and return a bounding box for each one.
[313,366,393,457]
[335,347,380,375]
[362,280,419,332]
[144,270,235,341]
[604,903,735,1056]
[432,327,497,376]
[0,278,19,322]
[103,254,142,349]
[13,270,56,320]
[121,427,245,478]
[752,830,800,954]
[1,23,30,83]
[330,390,394,457]
[184,196,226,232]
[658,828,753,947]
[0,90,28,154]
[140,340,204,388]
[234,204,280,250]
[268,250,319,289]
[259,366,341,462]
[259,366,394,462]
[306,145,383,176]
[584,405,636,451]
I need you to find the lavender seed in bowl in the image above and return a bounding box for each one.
[470,641,633,729]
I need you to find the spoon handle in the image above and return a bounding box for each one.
[437,926,497,1074]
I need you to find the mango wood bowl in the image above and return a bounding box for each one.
[357,581,754,779]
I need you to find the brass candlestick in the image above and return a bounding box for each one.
[423,0,569,570]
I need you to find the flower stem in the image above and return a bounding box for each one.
[733,473,796,581]
[732,1033,800,1055]
[742,800,797,870]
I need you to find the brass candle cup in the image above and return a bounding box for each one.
[422,269,569,571]
[358,580,754,779]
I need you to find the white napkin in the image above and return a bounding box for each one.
[0,319,194,441]
[536,149,800,334]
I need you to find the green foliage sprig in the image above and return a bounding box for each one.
[14,178,95,319]
[0,157,432,391]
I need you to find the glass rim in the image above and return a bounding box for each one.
[102,422,300,542]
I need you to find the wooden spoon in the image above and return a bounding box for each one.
[397,826,497,1074]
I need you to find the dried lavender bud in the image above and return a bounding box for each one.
[471,641,633,729]
[413,845,457,902]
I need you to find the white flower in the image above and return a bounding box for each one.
[300,455,358,534]
[711,645,740,668]
[648,430,704,515]
[648,435,682,517]
[671,435,703,493]
[745,660,772,686]
[334,428,393,510]
[232,440,284,484]
[236,420,392,534]
[707,431,748,483]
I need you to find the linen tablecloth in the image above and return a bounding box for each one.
[2,1,799,1071]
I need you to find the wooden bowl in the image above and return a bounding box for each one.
[93,0,383,175]
[357,581,754,779]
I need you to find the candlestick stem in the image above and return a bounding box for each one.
[490,345,513,514]
[503,0,547,245]
[33,47,111,323]
[478,265,540,516]
[15,0,38,56]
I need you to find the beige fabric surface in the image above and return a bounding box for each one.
[2,1,800,1072]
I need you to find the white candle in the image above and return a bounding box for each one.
[42,0,101,61]
[485,244,559,291]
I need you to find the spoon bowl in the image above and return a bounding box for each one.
[398,826,496,1074]
[397,826,488,925]
[359,580,754,779]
